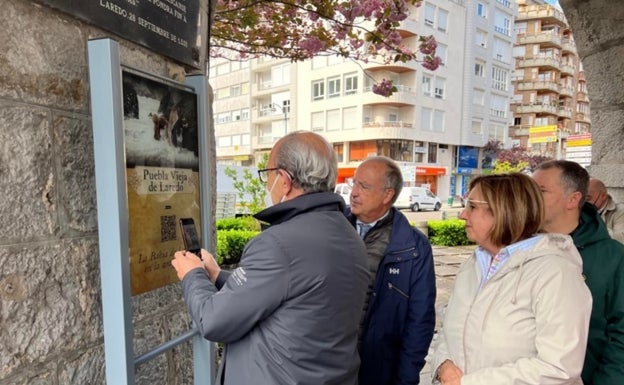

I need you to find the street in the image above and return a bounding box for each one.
[399,204,464,223]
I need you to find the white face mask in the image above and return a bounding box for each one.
[264,173,281,208]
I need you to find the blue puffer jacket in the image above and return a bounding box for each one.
[349,208,437,385]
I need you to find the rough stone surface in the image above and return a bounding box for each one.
[1,1,211,384]
[0,102,57,242]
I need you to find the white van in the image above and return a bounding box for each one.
[394,186,442,212]
[334,183,352,206]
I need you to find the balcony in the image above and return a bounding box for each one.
[561,39,577,54]
[517,56,560,70]
[362,121,414,129]
[515,103,558,115]
[558,107,573,119]
[560,63,575,76]
[516,33,561,48]
[362,85,417,106]
[364,60,419,73]
[577,114,592,124]
[559,86,574,97]
[517,80,559,93]
[517,5,566,25]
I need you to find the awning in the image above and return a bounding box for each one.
[416,166,446,175]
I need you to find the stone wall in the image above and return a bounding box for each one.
[0,1,212,384]
[561,0,624,200]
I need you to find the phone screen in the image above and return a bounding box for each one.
[179,218,201,257]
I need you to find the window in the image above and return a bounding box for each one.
[493,37,511,63]
[311,111,325,132]
[433,110,445,132]
[425,3,435,26]
[312,80,325,100]
[434,77,446,99]
[491,66,508,91]
[326,109,340,130]
[422,75,432,96]
[438,9,448,32]
[421,108,432,131]
[489,123,506,142]
[242,134,250,145]
[437,44,447,66]
[217,136,232,147]
[428,143,437,163]
[494,11,510,36]
[472,120,483,134]
[477,2,487,18]
[489,94,508,118]
[232,110,242,121]
[473,89,485,105]
[475,61,485,77]
[476,29,487,48]
[241,108,250,120]
[343,107,357,129]
[328,77,341,98]
[271,63,291,86]
[344,73,358,95]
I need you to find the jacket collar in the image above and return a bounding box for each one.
[255,191,345,227]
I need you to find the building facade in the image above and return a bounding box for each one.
[510,0,591,163]
[211,0,518,201]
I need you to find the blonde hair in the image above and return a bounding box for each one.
[469,173,544,247]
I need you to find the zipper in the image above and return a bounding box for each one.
[387,282,409,299]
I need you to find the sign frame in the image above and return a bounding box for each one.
[88,38,214,385]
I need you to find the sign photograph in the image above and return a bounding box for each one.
[122,70,201,295]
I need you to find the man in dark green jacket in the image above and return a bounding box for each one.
[533,160,624,385]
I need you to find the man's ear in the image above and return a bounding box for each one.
[382,188,396,205]
[568,190,583,209]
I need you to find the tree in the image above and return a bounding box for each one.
[224,154,269,214]
[481,139,553,173]
[210,0,439,95]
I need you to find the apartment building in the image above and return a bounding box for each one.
[510,0,591,161]
[210,0,517,201]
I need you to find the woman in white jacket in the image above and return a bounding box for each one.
[432,173,592,385]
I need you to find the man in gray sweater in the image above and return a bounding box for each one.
[172,131,370,385]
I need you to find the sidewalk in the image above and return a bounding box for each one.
[420,244,475,380]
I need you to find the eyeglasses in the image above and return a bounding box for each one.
[347,179,390,193]
[257,168,280,183]
[464,198,489,210]
[258,168,293,183]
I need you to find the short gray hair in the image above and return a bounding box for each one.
[361,156,403,204]
[274,131,337,193]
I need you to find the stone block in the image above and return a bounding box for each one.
[0,240,103,379]
[51,113,98,235]
[0,1,89,112]
[0,102,58,242]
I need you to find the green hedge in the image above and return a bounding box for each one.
[214,217,472,266]
[427,219,473,246]
[216,216,260,231]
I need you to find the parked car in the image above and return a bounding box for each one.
[334,183,352,206]
[394,186,442,212]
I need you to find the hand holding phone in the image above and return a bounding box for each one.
[179,217,201,259]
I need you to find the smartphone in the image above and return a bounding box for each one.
[179,217,201,258]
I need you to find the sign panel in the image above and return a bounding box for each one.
[123,70,200,295]
[528,125,557,144]
[567,133,592,147]
[34,0,201,67]
[458,146,479,168]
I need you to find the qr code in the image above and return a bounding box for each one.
[161,215,177,242]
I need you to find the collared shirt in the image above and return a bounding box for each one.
[356,210,390,236]
[475,235,544,290]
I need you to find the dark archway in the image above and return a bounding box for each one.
[560,0,624,199]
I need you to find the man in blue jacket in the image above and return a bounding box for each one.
[347,156,436,385]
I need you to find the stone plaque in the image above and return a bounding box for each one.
[34,0,201,68]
